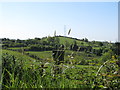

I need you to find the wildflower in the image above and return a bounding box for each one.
[30,64,34,68]
[40,85,43,88]
[71,56,74,59]
[112,56,115,59]
[68,55,70,58]
[71,66,75,68]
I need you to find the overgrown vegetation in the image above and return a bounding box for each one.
[1,36,120,89]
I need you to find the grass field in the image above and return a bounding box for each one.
[2,47,119,88]
[26,51,52,60]
[1,36,120,89]
[2,49,34,60]
[58,36,88,46]
[2,50,98,88]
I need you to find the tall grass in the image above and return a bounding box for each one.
[1,36,120,89]
[2,51,96,88]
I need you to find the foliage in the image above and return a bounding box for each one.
[1,36,120,89]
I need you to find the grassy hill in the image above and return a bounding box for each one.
[57,36,89,46]
[2,49,33,60]
[2,36,119,88]
[42,36,89,45]
[2,49,39,68]
[26,51,53,60]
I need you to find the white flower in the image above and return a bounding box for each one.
[71,56,74,59]
[40,85,43,88]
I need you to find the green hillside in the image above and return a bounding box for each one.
[26,51,52,60]
[57,36,88,46]
[2,50,39,68]
[42,36,89,45]
[1,36,119,89]
[2,49,33,60]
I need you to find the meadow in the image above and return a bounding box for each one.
[1,36,120,89]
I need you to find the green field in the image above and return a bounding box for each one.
[2,49,34,61]
[1,36,120,89]
[58,37,88,45]
[26,51,52,60]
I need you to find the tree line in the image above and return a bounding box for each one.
[2,36,120,56]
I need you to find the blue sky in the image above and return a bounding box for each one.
[0,2,118,42]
